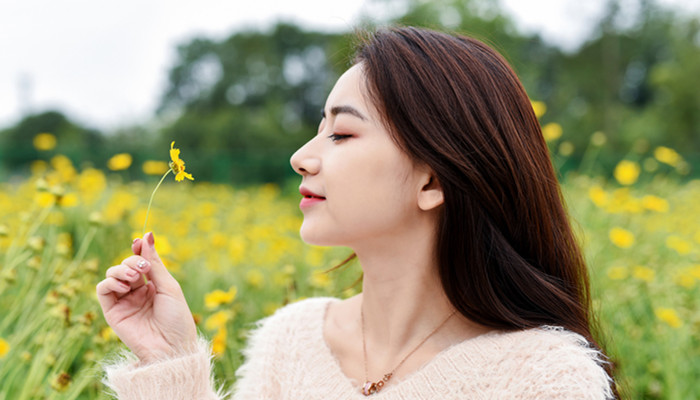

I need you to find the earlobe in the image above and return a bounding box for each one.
[418,175,444,211]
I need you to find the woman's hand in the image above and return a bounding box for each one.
[96,232,197,364]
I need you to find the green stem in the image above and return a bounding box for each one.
[143,170,171,235]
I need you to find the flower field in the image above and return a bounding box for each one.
[0,150,698,399]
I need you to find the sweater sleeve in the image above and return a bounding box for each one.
[231,311,287,400]
[102,336,228,400]
[498,327,614,400]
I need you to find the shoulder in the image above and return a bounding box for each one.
[475,326,614,399]
[245,297,337,343]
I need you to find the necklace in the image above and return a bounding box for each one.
[360,307,457,396]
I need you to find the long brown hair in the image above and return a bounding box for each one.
[353,26,617,395]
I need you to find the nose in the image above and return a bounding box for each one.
[290,138,321,176]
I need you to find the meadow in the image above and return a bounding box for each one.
[0,138,698,399]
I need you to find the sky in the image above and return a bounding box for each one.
[0,0,697,131]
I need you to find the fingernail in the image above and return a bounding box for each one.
[147,232,155,246]
[137,260,149,270]
[132,238,138,244]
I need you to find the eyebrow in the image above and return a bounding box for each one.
[321,105,367,121]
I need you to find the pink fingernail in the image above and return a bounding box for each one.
[147,232,155,246]
[132,238,138,244]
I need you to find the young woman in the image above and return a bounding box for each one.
[97,27,617,399]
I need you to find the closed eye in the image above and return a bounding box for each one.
[328,133,352,142]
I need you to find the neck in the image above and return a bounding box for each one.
[355,238,454,350]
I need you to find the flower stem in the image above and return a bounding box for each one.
[143,169,171,235]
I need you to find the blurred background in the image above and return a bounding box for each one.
[1,0,698,182]
[1,0,699,399]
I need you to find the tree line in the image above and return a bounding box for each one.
[1,0,698,183]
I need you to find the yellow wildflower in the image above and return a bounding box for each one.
[588,186,608,208]
[613,160,640,186]
[654,146,681,167]
[633,266,655,282]
[666,236,692,255]
[609,227,635,248]
[0,337,9,358]
[107,153,133,171]
[205,286,237,309]
[675,270,695,289]
[310,270,332,289]
[170,141,194,181]
[142,141,194,233]
[142,160,169,175]
[212,327,227,356]
[541,122,562,142]
[531,101,546,118]
[655,307,682,328]
[641,195,669,213]
[33,132,57,151]
[205,310,233,331]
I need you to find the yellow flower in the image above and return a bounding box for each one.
[204,286,237,309]
[541,122,563,142]
[0,337,9,358]
[588,186,608,208]
[654,146,681,167]
[107,153,133,171]
[641,195,669,213]
[204,310,233,331]
[169,141,194,181]
[609,227,635,248]
[212,327,227,356]
[531,101,546,118]
[33,132,57,151]
[655,307,682,328]
[666,236,692,255]
[633,266,655,282]
[142,160,170,175]
[309,270,332,289]
[613,160,640,186]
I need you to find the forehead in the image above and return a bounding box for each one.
[325,64,373,114]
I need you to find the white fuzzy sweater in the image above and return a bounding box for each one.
[104,297,614,399]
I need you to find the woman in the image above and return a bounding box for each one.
[97,27,617,399]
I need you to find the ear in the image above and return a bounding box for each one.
[417,174,444,211]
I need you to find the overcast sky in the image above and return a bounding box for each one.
[0,0,697,131]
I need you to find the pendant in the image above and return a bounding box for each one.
[361,374,392,396]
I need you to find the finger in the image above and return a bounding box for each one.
[139,232,175,287]
[106,263,147,289]
[132,238,143,256]
[96,277,132,311]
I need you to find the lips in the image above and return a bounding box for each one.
[299,187,326,200]
[299,187,326,209]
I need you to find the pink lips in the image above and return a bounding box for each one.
[299,187,326,209]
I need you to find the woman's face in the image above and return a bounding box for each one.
[290,64,433,248]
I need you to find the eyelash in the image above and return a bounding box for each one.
[328,133,352,142]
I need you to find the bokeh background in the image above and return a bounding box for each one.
[0,0,699,398]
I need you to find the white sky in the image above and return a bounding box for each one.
[0,0,697,131]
